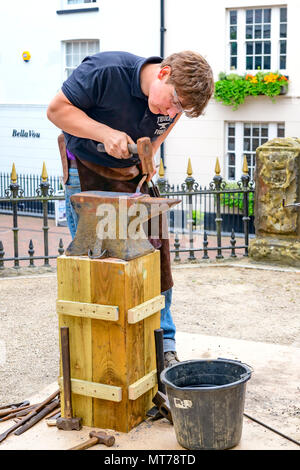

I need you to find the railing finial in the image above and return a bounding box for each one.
[159,158,165,177]
[215,157,221,176]
[242,155,249,175]
[187,158,193,176]
[11,163,17,184]
[41,162,48,182]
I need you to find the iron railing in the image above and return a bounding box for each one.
[157,157,255,261]
[0,170,62,217]
[0,158,255,270]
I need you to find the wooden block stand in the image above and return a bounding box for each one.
[56,251,163,432]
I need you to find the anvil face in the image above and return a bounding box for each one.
[65,191,180,261]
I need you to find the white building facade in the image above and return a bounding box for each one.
[0,0,298,186]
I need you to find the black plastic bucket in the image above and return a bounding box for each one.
[160,358,252,450]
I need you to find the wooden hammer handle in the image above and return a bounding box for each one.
[69,437,99,451]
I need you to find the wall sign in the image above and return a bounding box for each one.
[12,129,40,138]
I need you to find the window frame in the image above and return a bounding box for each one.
[225,122,285,182]
[227,6,287,74]
[62,39,100,80]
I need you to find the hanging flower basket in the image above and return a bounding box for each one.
[214,71,289,110]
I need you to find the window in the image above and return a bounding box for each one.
[226,122,285,181]
[64,40,99,78]
[228,6,287,72]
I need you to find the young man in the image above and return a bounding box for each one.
[47,50,214,367]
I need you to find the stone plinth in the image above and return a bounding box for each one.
[249,137,300,266]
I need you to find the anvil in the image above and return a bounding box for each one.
[65,191,181,260]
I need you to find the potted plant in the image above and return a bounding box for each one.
[214,71,289,110]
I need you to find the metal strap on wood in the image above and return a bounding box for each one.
[57,300,119,321]
[128,369,157,400]
[59,377,122,402]
[127,295,165,324]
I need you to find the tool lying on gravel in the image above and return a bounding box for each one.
[147,329,172,424]
[56,327,82,431]
[97,137,160,197]
[0,389,60,443]
[14,399,60,436]
[69,431,115,450]
[152,391,173,424]
[0,404,39,422]
[0,400,30,411]
[46,411,61,427]
[0,402,32,419]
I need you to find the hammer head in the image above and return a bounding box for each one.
[89,430,115,447]
[56,416,82,431]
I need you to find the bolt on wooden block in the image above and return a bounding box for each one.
[57,251,162,432]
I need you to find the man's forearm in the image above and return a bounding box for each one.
[47,100,112,143]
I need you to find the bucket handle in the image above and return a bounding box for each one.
[217,357,254,377]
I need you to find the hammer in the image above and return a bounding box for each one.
[68,431,115,450]
[97,137,160,196]
[56,327,82,431]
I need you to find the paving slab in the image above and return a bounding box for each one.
[0,332,299,451]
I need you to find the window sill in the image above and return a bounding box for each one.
[56,7,99,14]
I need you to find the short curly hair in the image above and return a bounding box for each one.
[161,51,214,118]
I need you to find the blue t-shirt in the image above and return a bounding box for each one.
[62,51,175,168]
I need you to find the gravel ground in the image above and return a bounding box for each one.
[0,263,299,406]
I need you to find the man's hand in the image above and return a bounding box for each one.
[102,130,135,159]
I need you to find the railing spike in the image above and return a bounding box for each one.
[58,238,64,256]
[41,162,48,182]
[187,158,193,176]
[215,157,221,176]
[159,158,165,177]
[242,155,249,175]
[11,163,17,184]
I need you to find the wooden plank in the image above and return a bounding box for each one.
[128,369,157,400]
[90,258,129,432]
[59,378,122,402]
[57,300,119,321]
[141,251,161,413]
[127,295,165,324]
[125,255,146,430]
[57,256,93,425]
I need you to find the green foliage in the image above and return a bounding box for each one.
[220,183,254,216]
[214,72,289,110]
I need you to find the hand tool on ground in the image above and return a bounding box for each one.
[0,403,32,418]
[56,327,82,431]
[0,389,59,443]
[0,404,38,422]
[46,411,61,427]
[69,431,115,450]
[152,391,173,424]
[0,400,29,411]
[45,407,61,420]
[97,137,160,197]
[65,191,180,260]
[147,328,172,422]
[14,398,60,435]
